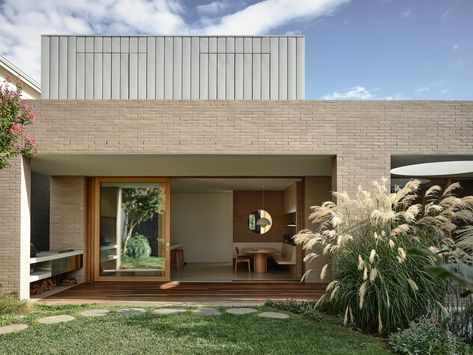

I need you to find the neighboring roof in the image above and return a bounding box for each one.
[0,55,41,94]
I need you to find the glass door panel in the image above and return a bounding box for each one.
[97,180,169,279]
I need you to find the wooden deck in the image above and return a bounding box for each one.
[41,281,325,305]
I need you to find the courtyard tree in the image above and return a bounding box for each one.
[121,187,165,253]
[0,78,37,169]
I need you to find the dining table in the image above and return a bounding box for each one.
[240,247,279,273]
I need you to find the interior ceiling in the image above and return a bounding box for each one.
[171,178,301,193]
[31,154,333,177]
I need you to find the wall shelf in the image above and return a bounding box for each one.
[30,250,83,283]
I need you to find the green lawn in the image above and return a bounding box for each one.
[0,304,390,354]
[120,255,165,269]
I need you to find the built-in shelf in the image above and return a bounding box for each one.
[30,270,52,282]
[30,250,83,284]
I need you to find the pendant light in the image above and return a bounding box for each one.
[256,186,271,227]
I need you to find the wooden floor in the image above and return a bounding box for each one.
[42,281,325,304]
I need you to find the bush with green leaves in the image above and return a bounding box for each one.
[295,179,473,334]
[389,317,467,355]
[124,234,151,259]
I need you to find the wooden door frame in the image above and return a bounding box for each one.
[87,177,171,282]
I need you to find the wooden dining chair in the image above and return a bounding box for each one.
[234,247,251,273]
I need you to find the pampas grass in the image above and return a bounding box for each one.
[294,178,473,334]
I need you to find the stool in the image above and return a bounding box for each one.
[171,248,185,270]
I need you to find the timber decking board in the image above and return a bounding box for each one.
[43,281,324,302]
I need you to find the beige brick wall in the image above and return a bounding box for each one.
[26,100,473,195]
[10,99,471,288]
[0,157,30,298]
[50,176,86,283]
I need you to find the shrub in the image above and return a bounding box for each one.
[0,78,37,169]
[0,291,30,315]
[265,299,323,321]
[125,234,151,259]
[444,302,473,345]
[389,317,467,355]
[294,179,473,333]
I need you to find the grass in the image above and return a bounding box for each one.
[120,255,165,270]
[0,292,30,315]
[0,304,391,354]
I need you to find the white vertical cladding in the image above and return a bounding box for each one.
[164,37,173,99]
[234,37,244,100]
[199,37,209,99]
[67,37,76,99]
[41,35,304,100]
[49,36,59,99]
[94,37,102,99]
[208,37,217,100]
[138,37,147,99]
[252,37,261,100]
[287,37,297,100]
[146,37,156,99]
[85,37,94,99]
[225,37,234,100]
[296,37,305,99]
[58,37,68,99]
[182,37,191,100]
[41,36,50,99]
[190,37,200,99]
[173,37,182,99]
[111,37,120,100]
[278,37,288,100]
[76,37,85,100]
[217,37,226,100]
[156,37,165,99]
[269,37,279,100]
[128,37,138,99]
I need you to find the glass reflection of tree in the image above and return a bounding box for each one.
[121,187,164,252]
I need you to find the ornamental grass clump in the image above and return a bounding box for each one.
[294,179,473,334]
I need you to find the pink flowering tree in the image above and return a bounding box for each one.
[0,78,37,169]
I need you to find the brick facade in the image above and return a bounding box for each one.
[0,157,30,298]
[1,100,472,296]
[26,100,473,195]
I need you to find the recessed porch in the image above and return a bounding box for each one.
[29,154,335,300]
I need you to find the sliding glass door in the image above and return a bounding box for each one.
[93,178,170,281]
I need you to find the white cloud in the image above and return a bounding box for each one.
[402,10,411,19]
[322,86,405,100]
[322,86,375,100]
[198,0,350,35]
[416,86,429,93]
[0,0,350,82]
[197,1,230,15]
[452,44,459,51]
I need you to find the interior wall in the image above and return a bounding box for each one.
[50,176,86,283]
[171,192,233,263]
[233,190,285,243]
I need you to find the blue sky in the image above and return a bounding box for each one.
[0,0,471,99]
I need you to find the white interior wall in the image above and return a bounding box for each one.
[171,192,233,263]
